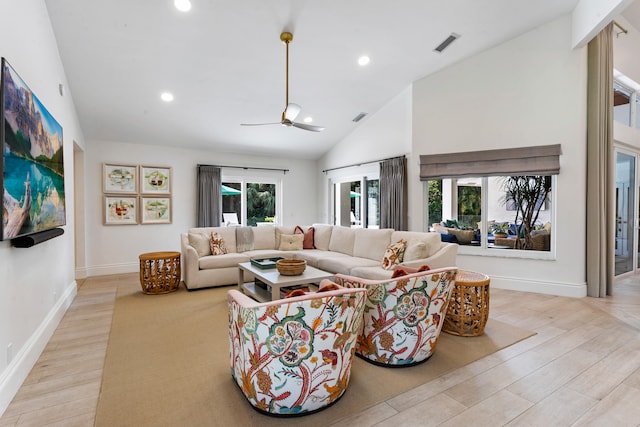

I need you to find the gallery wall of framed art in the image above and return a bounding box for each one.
[102,163,172,225]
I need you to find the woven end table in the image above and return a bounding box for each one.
[139,251,181,294]
[443,270,490,336]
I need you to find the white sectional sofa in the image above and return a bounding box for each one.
[180,224,458,290]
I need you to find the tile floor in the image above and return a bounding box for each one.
[1,273,639,426]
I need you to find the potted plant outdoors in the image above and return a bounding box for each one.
[490,222,510,239]
[502,176,551,250]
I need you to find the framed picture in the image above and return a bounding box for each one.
[103,163,137,193]
[140,166,172,194]
[104,196,138,225]
[141,196,172,224]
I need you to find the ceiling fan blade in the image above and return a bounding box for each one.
[291,122,325,132]
[284,103,301,122]
[240,122,281,126]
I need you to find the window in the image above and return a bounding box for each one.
[222,177,280,226]
[420,144,559,255]
[427,175,553,252]
[330,170,379,229]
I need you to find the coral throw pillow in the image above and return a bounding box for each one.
[210,232,228,255]
[294,225,315,249]
[381,239,407,270]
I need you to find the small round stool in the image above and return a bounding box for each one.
[139,251,181,294]
[443,270,490,336]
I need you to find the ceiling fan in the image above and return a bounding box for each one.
[241,32,325,132]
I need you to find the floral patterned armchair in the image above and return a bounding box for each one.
[228,284,367,416]
[334,267,457,367]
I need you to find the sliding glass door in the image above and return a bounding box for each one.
[615,150,637,276]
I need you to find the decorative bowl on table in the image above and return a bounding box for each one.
[276,259,307,276]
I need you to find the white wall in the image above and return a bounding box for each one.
[84,140,319,276]
[412,15,588,297]
[0,0,85,415]
[317,87,413,224]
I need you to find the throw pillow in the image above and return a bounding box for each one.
[391,268,409,278]
[188,232,211,257]
[317,282,341,292]
[210,232,228,255]
[278,234,304,251]
[294,225,316,249]
[391,264,431,278]
[286,289,308,298]
[381,239,407,270]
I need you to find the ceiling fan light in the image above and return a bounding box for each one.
[303,117,313,123]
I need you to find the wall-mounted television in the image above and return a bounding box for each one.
[1,58,65,241]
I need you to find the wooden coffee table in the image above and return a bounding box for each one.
[238,262,335,302]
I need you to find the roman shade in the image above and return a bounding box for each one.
[419,144,562,180]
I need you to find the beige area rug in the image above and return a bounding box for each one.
[95,278,535,427]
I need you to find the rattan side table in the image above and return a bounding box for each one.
[443,270,490,336]
[139,251,181,294]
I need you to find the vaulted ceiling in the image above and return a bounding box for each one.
[46,1,589,159]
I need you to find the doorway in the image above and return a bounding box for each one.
[614,149,637,277]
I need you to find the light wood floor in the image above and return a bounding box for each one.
[1,273,639,426]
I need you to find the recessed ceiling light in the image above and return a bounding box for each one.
[160,92,174,102]
[303,117,313,123]
[358,56,370,66]
[174,0,191,12]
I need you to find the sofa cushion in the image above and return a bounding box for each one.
[404,242,426,261]
[318,256,379,276]
[348,265,394,280]
[279,234,304,251]
[311,224,332,251]
[252,226,276,250]
[381,239,407,270]
[188,232,211,257]
[294,249,345,268]
[353,228,392,261]
[391,231,443,258]
[328,226,356,256]
[294,225,315,249]
[199,252,248,269]
[189,227,237,253]
[210,232,228,255]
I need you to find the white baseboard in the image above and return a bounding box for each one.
[490,275,587,298]
[0,280,77,417]
[87,262,138,277]
[75,267,89,279]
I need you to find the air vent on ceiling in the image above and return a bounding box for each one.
[352,112,368,122]
[434,33,460,53]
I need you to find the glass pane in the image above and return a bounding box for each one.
[221,182,242,225]
[366,179,379,229]
[615,152,635,275]
[427,180,442,227]
[614,82,631,126]
[246,182,275,226]
[350,181,362,228]
[487,176,551,251]
[457,178,481,229]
